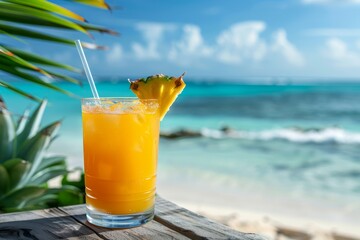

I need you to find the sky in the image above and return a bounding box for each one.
[6,0,360,80]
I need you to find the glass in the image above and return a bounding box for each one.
[81,98,160,228]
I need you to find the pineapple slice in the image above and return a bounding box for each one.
[130,73,186,120]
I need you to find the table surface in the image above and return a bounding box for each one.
[0,196,265,240]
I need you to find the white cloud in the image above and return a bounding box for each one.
[325,38,360,66]
[128,20,304,68]
[106,44,123,63]
[214,22,304,67]
[216,21,267,64]
[168,24,213,64]
[272,29,305,66]
[132,22,175,60]
[302,0,360,4]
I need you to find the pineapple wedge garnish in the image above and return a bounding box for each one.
[130,73,186,120]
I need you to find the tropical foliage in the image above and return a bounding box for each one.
[0,0,116,101]
[0,97,85,212]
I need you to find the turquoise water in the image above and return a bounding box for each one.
[2,80,360,203]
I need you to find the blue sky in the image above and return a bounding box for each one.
[9,0,360,80]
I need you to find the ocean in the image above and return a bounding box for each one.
[2,79,360,227]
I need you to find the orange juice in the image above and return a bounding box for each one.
[82,99,159,215]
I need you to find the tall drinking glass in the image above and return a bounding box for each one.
[81,98,160,228]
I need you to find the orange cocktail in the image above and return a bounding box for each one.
[82,98,159,228]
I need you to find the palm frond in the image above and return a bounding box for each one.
[0,45,48,75]
[0,23,103,49]
[0,2,88,34]
[3,0,86,22]
[5,47,80,73]
[0,80,39,102]
[0,0,115,100]
[0,64,74,96]
[71,0,111,10]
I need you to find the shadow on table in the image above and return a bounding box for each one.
[0,214,112,240]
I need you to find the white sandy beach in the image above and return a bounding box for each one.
[185,203,360,240]
[157,179,360,239]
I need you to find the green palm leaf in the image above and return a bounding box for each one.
[0,23,104,50]
[0,64,74,96]
[0,57,46,74]
[78,22,118,35]
[0,2,88,34]
[0,0,115,99]
[5,47,79,72]
[0,28,27,44]
[0,80,39,102]
[0,15,116,35]
[0,23,81,46]
[3,0,86,22]
[45,70,82,85]
[0,55,81,85]
[0,45,48,75]
[71,0,111,10]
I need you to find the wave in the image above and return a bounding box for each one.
[200,127,360,144]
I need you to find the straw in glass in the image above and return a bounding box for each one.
[75,39,100,99]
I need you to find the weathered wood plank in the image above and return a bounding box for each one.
[155,196,266,240]
[0,207,102,240]
[0,197,265,240]
[60,205,190,240]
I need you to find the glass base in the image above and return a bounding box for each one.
[86,206,154,228]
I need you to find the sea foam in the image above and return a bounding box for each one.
[201,127,360,144]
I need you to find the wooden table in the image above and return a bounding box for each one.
[0,196,265,240]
